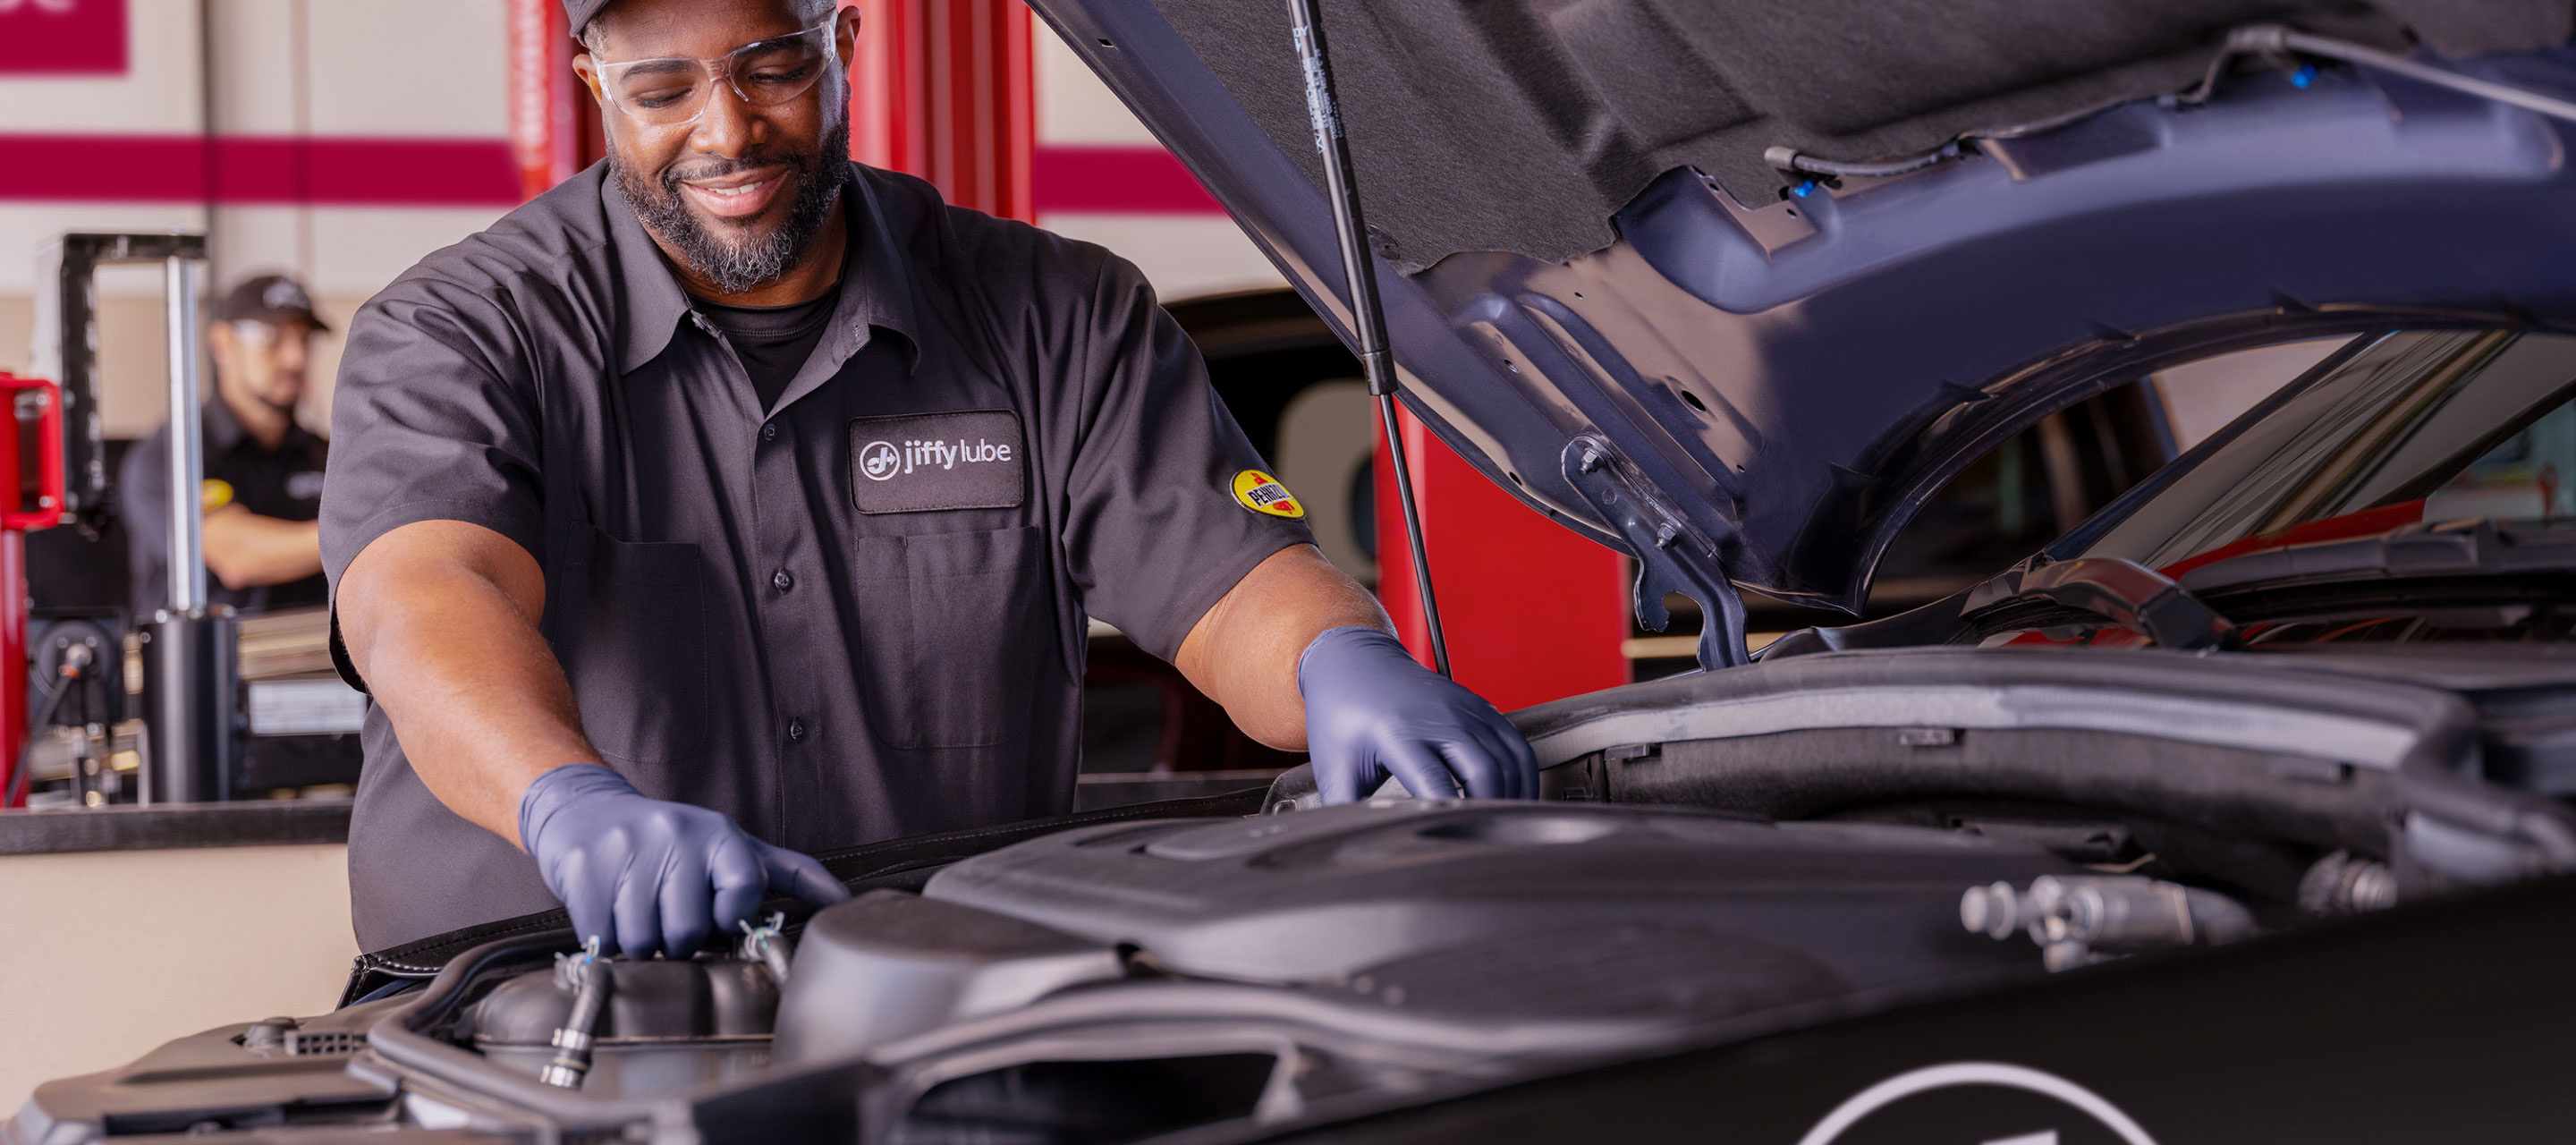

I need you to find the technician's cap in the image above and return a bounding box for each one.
[215,274,329,333]
[562,0,614,37]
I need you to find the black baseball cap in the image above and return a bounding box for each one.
[563,0,614,38]
[214,274,329,333]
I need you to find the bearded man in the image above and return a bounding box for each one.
[321,0,1534,957]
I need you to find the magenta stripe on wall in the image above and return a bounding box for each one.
[0,135,524,206]
[1032,145,1225,215]
[0,136,1229,216]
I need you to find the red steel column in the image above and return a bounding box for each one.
[1374,407,1631,713]
[844,0,1033,222]
[0,530,22,808]
[0,372,54,808]
[507,0,580,199]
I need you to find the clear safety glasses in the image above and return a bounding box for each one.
[593,19,839,127]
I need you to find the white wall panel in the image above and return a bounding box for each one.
[1034,30,1284,305]
[208,201,306,285]
[306,205,509,296]
[1037,214,1284,301]
[0,0,203,133]
[1036,28,1153,146]
[0,203,209,296]
[303,0,510,138]
[206,0,302,135]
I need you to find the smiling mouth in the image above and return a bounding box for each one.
[678,170,791,219]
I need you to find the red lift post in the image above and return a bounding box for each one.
[506,0,590,199]
[1374,408,1631,713]
[844,0,1035,223]
[0,373,66,808]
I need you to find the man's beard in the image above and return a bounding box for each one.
[616,122,851,295]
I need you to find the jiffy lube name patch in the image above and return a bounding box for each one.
[847,409,1028,513]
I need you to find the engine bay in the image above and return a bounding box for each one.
[21,648,2576,1144]
[394,801,2102,1139]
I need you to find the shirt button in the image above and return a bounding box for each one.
[772,568,794,591]
[786,719,807,742]
[761,422,777,442]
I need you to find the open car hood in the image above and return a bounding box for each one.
[1029,0,2576,662]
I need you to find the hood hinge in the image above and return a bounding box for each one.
[1562,436,1751,669]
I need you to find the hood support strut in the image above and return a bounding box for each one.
[1563,437,1751,670]
[1286,0,1452,677]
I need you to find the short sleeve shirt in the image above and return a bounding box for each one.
[323,163,1311,951]
[121,396,330,620]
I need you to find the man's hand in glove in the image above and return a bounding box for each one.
[1298,625,1538,803]
[519,764,850,957]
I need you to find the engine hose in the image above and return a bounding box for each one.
[2192,24,2576,126]
[1763,140,1962,180]
[1774,25,2576,193]
[539,941,612,1090]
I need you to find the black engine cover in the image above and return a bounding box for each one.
[916,801,2071,1016]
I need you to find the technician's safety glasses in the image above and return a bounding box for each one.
[591,19,839,127]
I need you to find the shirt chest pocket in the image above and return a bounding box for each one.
[558,527,709,765]
[850,524,1064,749]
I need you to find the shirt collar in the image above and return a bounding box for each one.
[200,392,249,452]
[604,163,920,377]
[199,390,314,456]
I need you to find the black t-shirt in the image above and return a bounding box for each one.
[698,282,842,411]
[323,162,1314,951]
[120,395,328,620]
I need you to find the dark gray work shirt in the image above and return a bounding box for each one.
[700,278,840,411]
[122,394,330,620]
[323,162,1310,951]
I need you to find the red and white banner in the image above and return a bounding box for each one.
[0,0,126,76]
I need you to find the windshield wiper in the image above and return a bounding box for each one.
[2178,519,2576,596]
[1766,556,2240,657]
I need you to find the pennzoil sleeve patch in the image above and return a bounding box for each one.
[1231,470,1305,519]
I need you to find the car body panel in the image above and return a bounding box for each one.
[1031,0,2576,623]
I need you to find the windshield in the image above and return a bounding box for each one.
[1946,327,2576,650]
[2070,328,2576,574]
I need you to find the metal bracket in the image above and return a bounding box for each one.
[1561,436,1750,669]
[32,233,209,526]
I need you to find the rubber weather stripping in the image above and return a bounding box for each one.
[1285,0,1452,677]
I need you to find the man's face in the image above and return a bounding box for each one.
[209,319,312,414]
[575,0,858,295]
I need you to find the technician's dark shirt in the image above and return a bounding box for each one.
[699,276,841,411]
[323,163,1310,951]
[121,395,329,620]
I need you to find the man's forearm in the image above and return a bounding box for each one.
[202,509,324,589]
[338,523,597,845]
[1174,544,1388,749]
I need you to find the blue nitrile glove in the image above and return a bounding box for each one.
[1298,626,1538,803]
[518,764,849,958]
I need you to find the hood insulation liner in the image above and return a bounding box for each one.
[1154,0,2569,271]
